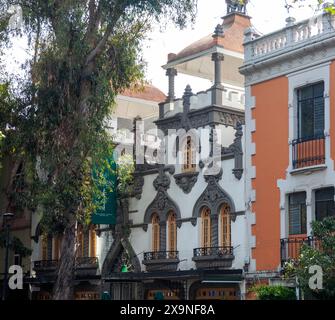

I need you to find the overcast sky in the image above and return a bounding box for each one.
[2,0,322,98]
[143,0,321,97]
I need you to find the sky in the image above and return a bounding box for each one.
[2,0,322,98]
[143,0,322,97]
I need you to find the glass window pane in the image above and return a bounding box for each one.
[299,86,313,100]
[313,82,324,97]
[289,192,306,235]
[300,99,314,138]
[297,82,325,139]
[315,187,335,221]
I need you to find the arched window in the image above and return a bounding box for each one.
[167,211,177,253]
[201,207,211,248]
[90,225,97,257]
[77,224,96,258]
[41,234,53,260]
[220,204,231,247]
[53,234,63,260]
[152,214,160,252]
[183,136,196,172]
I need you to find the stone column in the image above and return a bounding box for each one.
[211,52,224,105]
[211,214,219,248]
[166,68,178,102]
[159,221,167,252]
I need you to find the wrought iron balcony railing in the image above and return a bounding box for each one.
[33,257,99,270]
[75,256,99,267]
[33,260,59,269]
[280,236,321,266]
[193,246,234,257]
[143,251,179,261]
[292,135,325,169]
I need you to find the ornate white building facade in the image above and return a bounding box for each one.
[97,2,251,300]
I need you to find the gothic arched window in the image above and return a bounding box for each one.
[167,211,177,253]
[201,207,211,248]
[152,214,160,252]
[220,204,231,247]
[90,225,97,257]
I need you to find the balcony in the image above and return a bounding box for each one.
[243,14,335,63]
[75,257,99,276]
[142,251,179,272]
[33,260,59,273]
[280,236,321,267]
[33,257,99,277]
[292,135,325,170]
[192,246,234,269]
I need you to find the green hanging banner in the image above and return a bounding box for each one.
[91,157,117,225]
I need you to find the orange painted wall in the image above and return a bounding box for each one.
[251,76,289,271]
[330,61,335,166]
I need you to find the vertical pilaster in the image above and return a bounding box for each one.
[211,52,224,105]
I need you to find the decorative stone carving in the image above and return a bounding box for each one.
[101,238,141,277]
[155,95,245,134]
[219,112,245,127]
[222,121,244,180]
[144,166,181,228]
[192,169,236,225]
[174,171,199,194]
[153,166,171,191]
[128,173,144,199]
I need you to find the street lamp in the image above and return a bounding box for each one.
[2,212,14,301]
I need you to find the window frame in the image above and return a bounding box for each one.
[201,207,212,248]
[297,82,324,140]
[151,214,160,252]
[167,211,177,252]
[315,187,335,221]
[220,203,231,247]
[288,192,307,235]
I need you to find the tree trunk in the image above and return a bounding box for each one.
[52,214,77,300]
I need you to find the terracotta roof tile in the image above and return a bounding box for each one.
[121,84,166,103]
[168,13,251,63]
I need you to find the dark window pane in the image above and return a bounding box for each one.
[297,82,324,139]
[313,82,324,97]
[289,192,307,235]
[300,99,314,138]
[299,85,313,100]
[315,187,335,221]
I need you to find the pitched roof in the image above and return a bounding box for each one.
[121,84,166,103]
[167,13,251,64]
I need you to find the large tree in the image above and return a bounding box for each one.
[0,0,197,300]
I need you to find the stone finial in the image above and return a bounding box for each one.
[244,27,255,42]
[213,24,224,38]
[182,85,193,114]
[183,85,193,98]
[285,16,296,27]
